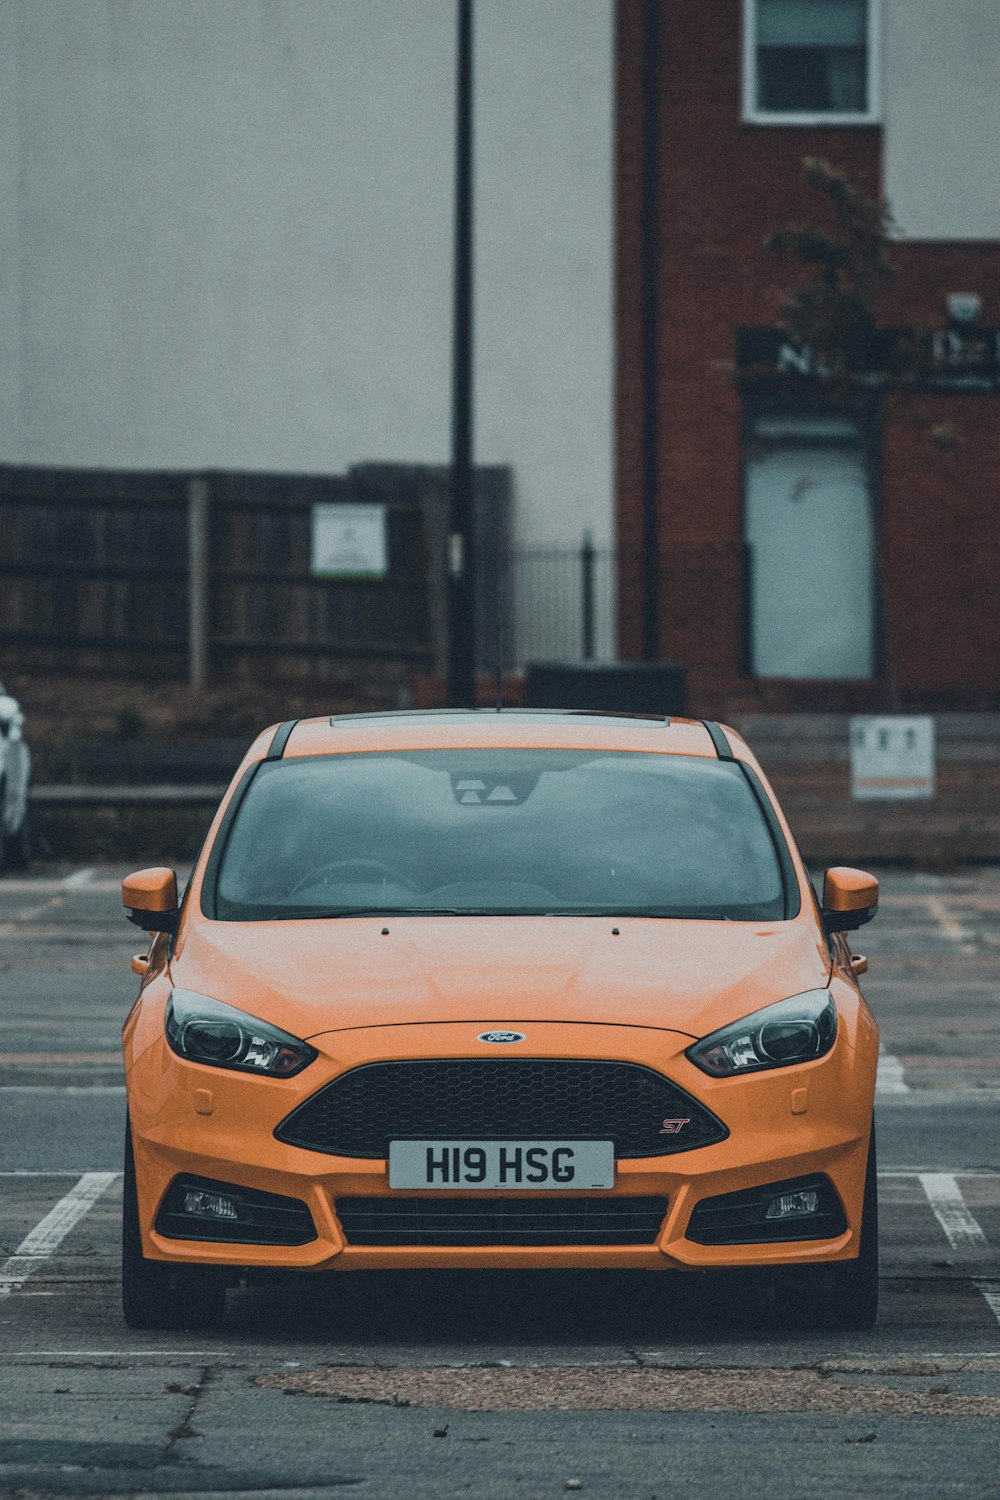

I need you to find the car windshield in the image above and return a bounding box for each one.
[210,749,790,921]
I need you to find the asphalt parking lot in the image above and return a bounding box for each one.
[1,864,999,1497]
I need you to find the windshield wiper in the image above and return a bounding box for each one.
[625,910,735,920]
[270,906,467,919]
[541,908,736,920]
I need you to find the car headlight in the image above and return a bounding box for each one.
[165,990,316,1077]
[686,990,837,1077]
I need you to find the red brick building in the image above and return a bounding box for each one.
[615,0,1000,713]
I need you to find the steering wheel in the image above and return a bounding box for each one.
[287,859,416,898]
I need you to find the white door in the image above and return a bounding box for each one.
[745,440,875,679]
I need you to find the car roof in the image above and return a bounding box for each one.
[247,710,750,764]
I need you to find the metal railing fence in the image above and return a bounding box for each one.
[501,535,617,668]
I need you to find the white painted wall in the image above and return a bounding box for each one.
[884,0,1000,240]
[0,0,612,547]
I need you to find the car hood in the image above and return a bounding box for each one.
[173,915,831,1042]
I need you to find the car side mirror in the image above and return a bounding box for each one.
[122,868,180,934]
[821,867,879,933]
[0,694,21,738]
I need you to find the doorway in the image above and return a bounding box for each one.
[744,415,875,679]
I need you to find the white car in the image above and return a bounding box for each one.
[0,684,31,870]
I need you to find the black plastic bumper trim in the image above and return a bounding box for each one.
[336,1194,669,1247]
[685,1174,847,1245]
[155,1174,317,1246]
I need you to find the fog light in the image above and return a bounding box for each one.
[686,1175,845,1245]
[765,1189,819,1221]
[182,1188,239,1221]
[157,1174,317,1245]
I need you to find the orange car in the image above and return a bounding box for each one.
[121,710,880,1330]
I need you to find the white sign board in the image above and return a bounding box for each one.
[850,716,935,800]
[311,504,387,578]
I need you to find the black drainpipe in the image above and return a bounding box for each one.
[639,0,661,662]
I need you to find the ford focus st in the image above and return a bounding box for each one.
[120,711,880,1330]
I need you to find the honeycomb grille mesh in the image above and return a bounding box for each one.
[276,1059,727,1159]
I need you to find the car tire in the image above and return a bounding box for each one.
[825,1121,879,1331]
[122,1120,227,1330]
[779,1123,879,1332]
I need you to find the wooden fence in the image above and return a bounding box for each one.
[0,463,511,683]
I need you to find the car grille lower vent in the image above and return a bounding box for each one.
[336,1195,669,1247]
[275,1059,727,1159]
[685,1175,847,1245]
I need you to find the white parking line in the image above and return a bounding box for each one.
[0,1169,122,1176]
[0,1086,126,1095]
[7,1349,237,1358]
[880,1169,1000,1178]
[876,1045,910,1095]
[926,896,976,953]
[61,866,98,888]
[0,1172,116,1297]
[0,896,62,936]
[973,1281,1000,1330]
[919,1172,989,1251]
[0,878,122,895]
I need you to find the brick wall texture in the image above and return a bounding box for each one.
[615,0,1000,712]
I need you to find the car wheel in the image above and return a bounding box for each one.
[824,1122,879,1330]
[778,1123,879,1332]
[122,1120,227,1330]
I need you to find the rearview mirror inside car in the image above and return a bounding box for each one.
[122,867,180,935]
[821,867,879,933]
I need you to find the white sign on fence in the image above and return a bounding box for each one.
[850,716,936,800]
[311,504,387,578]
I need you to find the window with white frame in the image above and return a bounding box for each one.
[744,0,877,122]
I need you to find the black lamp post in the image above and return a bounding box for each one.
[446,0,476,707]
[639,0,660,662]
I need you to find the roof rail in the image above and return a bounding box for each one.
[265,719,298,759]
[329,709,483,724]
[701,720,734,760]
[329,708,672,725]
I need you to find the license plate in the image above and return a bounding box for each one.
[388,1140,614,1190]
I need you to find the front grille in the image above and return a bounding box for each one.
[276,1059,727,1159]
[336,1195,669,1246]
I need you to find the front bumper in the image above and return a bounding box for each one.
[126,1018,876,1273]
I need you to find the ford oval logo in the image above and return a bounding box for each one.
[477,1030,526,1045]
